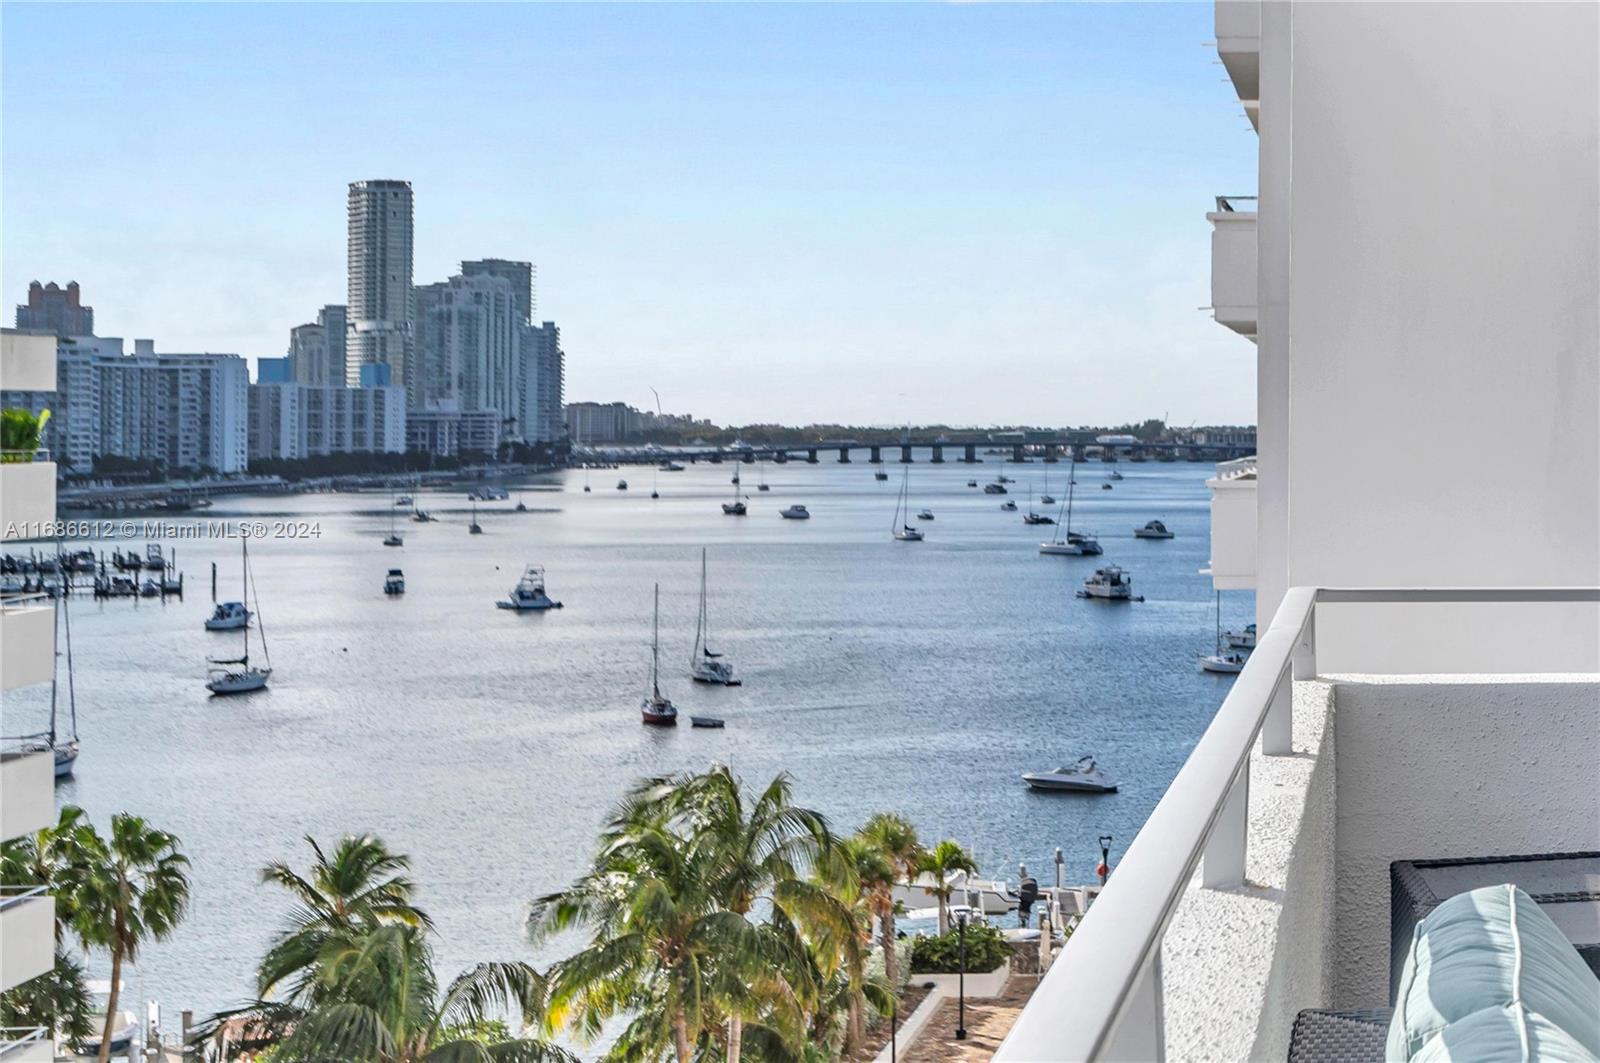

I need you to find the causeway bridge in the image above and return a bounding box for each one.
[583,435,1255,466]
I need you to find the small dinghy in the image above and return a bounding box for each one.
[691,716,726,729]
[1022,755,1118,793]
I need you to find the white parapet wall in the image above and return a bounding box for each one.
[1161,680,1336,1062]
[1329,673,1600,1006]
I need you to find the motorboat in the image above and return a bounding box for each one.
[204,601,251,631]
[1199,651,1247,674]
[82,980,138,1056]
[468,487,509,501]
[1022,756,1119,793]
[1134,520,1175,539]
[617,479,628,491]
[1078,565,1139,601]
[1000,500,1018,511]
[892,464,924,541]
[207,541,272,695]
[983,482,1008,494]
[641,584,678,726]
[1226,623,1258,650]
[1107,470,1124,481]
[917,509,935,521]
[690,549,739,686]
[1101,483,1114,490]
[139,579,160,597]
[660,461,685,472]
[874,470,889,481]
[691,716,726,729]
[384,569,405,595]
[780,504,811,520]
[497,564,562,610]
[998,475,1015,483]
[967,480,979,487]
[890,869,1021,916]
[396,495,413,506]
[411,509,435,522]
[145,543,166,570]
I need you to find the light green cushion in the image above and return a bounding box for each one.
[1410,1005,1599,1063]
[1388,884,1600,1062]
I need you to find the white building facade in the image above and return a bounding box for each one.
[247,381,406,461]
[0,336,249,474]
[287,304,347,388]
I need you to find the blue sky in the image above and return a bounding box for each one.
[2,2,1257,426]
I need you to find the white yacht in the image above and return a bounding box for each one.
[1078,565,1138,601]
[984,481,1008,494]
[1225,623,1258,650]
[1001,500,1018,511]
[207,541,271,694]
[497,564,562,610]
[204,600,251,631]
[1134,520,1175,539]
[1199,651,1247,674]
[1022,756,1119,793]
[780,504,811,520]
[641,584,678,726]
[892,463,924,541]
[81,980,138,1057]
[690,549,739,686]
[384,569,405,595]
[1107,469,1124,481]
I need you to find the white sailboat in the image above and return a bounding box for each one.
[1040,466,1055,506]
[15,584,80,777]
[384,489,403,546]
[690,548,739,685]
[1200,591,1248,672]
[641,584,678,725]
[757,462,770,491]
[469,500,483,535]
[892,462,924,541]
[1041,465,1102,555]
[206,540,271,694]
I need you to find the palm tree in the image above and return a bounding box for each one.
[817,837,895,1053]
[917,840,978,935]
[858,812,923,980]
[257,834,432,1003]
[635,766,854,1063]
[532,817,757,1063]
[57,813,190,1063]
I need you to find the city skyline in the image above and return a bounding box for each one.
[1,3,1257,426]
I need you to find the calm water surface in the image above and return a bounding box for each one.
[6,455,1252,1016]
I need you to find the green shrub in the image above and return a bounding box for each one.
[909,923,1010,974]
[1,408,49,462]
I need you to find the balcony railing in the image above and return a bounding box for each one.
[1212,194,1258,214]
[995,585,1600,1062]
[1212,455,1257,481]
[0,1028,49,1060]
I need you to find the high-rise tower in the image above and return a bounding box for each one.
[346,180,414,393]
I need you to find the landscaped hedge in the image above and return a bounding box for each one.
[909,923,1010,974]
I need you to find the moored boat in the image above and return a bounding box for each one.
[1022,756,1118,793]
[1134,520,1175,539]
[1078,565,1139,601]
[641,584,678,726]
[496,564,562,610]
[780,504,811,520]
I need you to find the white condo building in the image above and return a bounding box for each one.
[0,336,249,474]
[997,4,1598,1060]
[247,380,406,461]
[346,179,415,393]
[286,304,348,388]
[0,329,63,1062]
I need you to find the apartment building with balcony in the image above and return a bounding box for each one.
[998,3,1598,1059]
[0,329,62,1062]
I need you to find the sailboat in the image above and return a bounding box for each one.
[1199,591,1247,673]
[690,549,739,685]
[384,489,403,546]
[721,476,747,515]
[1040,464,1102,555]
[756,463,770,492]
[516,494,528,512]
[651,469,660,499]
[1023,485,1055,525]
[641,584,678,725]
[1040,467,1056,506]
[469,500,483,535]
[18,584,80,777]
[206,540,271,694]
[892,463,924,541]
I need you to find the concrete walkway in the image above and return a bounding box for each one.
[897,977,1040,1063]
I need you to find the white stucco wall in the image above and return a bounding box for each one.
[1330,675,1600,1007]
[1162,681,1336,1062]
[1278,2,1600,671]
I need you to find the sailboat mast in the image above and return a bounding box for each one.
[651,583,662,697]
[242,539,250,662]
[47,595,59,743]
[61,572,77,739]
